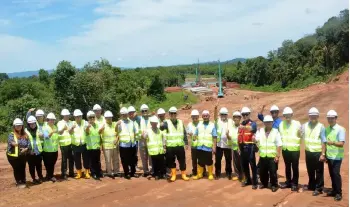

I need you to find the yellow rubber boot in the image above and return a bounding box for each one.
[170,168,177,182]
[181,171,189,181]
[192,165,203,180]
[85,169,91,179]
[207,165,214,180]
[232,175,239,181]
[75,170,82,179]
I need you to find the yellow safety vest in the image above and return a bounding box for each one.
[165,119,185,147]
[57,120,73,146]
[25,128,43,153]
[187,121,201,147]
[229,124,239,150]
[7,132,19,157]
[86,123,101,150]
[258,128,278,158]
[147,128,165,156]
[197,122,215,148]
[304,122,323,152]
[101,122,117,149]
[43,125,59,152]
[279,120,301,151]
[118,119,135,144]
[325,124,345,160]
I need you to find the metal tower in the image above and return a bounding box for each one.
[217,59,224,98]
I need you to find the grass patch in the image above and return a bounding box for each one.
[186,74,216,79]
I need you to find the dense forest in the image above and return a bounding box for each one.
[0,9,348,141]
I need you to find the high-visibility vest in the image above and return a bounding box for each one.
[43,125,59,152]
[57,120,72,146]
[187,121,201,147]
[7,132,19,157]
[101,122,117,149]
[25,128,43,153]
[165,119,185,147]
[197,121,215,148]
[86,123,101,150]
[146,128,165,156]
[258,128,279,158]
[304,122,323,152]
[325,124,345,160]
[216,118,233,144]
[279,120,301,151]
[118,119,135,144]
[229,125,239,150]
[133,120,141,141]
[36,121,46,145]
[95,116,106,126]
[72,120,86,146]
[238,121,254,143]
[140,117,151,132]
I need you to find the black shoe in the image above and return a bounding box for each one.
[92,175,101,181]
[252,185,258,190]
[51,177,57,183]
[143,173,150,177]
[272,186,278,192]
[259,185,268,189]
[32,179,41,185]
[155,176,160,180]
[108,174,115,179]
[281,182,291,189]
[215,175,220,180]
[227,174,233,180]
[334,194,342,201]
[241,182,251,187]
[124,175,131,180]
[327,191,336,197]
[60,175,68,180]
[68,173,75,178]
[291,186,298,192]
[131,174,139,178]
[312,190,322,196]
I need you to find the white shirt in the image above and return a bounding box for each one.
[217,119,232,149]
[255,128,283,147]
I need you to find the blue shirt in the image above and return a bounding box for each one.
[195,121,217,152]
[258,114,282,129]
[27,129,41,155]
[119,119,137,148]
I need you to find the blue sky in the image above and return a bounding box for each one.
[0,0,348,73]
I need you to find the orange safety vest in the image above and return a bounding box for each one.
[238,121,254,144]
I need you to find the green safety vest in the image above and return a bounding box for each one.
[147,128,165,156]
[325,124,345,160]
[43,125,59,152]
[165,119,185,147]
[72,120,86,146]
[36,121,46,145]
[133,120,141,141]
[95,116,106,126]
[7,132,19,157]
[86,123,101,150]
[304,122,323,152]
[216,118,233,144]
[187,121,201,147]
[25,128,43,153]
[102,122,117,149]
[57,120,73,146]
[197,122,215,148]
[258,128,278,158]
[229,125,239,150]
[118,119,135,143]
[279,120,301,151]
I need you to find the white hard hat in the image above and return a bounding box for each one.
[270,105,279,111]
[120,107,128,115]
[87,111,95,117]
[93,104,102,111]
[232,111,242,117]
[128,106,136,113]
[35,109,45,117]
[263,115,274,122]
[202,110,210,115]
[27,116,37,124]
[149,116,159,123]
[327,110,338,118]
[219,107,228,115]
[241,107,251,114]
[61,109,70,116]
[73,109,83,117]
[169,107,177,113]
[191,109,199,116]
[13,118,23,126]
[47,113,56,120]
[157,108,166,115]
[140,104,149,111]
[104,110,113,118]
[308,107,319,116]
[283,107,293,115]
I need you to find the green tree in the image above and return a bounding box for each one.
[147,75,166,102]
[39,69,50,84]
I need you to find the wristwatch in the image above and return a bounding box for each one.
[321,153,325,156]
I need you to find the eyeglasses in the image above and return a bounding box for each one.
[270,111,279,114]
[141,110,148,113]
[169,112,177,115]
[88,117,95,119]
[242,113,250,116]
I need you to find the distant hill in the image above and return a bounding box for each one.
[200,58,246,65]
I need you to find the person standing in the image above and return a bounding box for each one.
[27,108,46,147]
[320,110,346,201]
[255,115,282,192]
[93,104,105,126]
[7,118,31,188]
[187,109,201,177]
[138,104,152,177]
[302,107,325,196]
[257,105,282,129]
[57,109,75,180]
[127,106,141,171]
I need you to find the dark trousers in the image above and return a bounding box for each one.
[60,145,74,176]
[240,144,258,185]
[215,147,232,175]
[305,151,324,191]
[72,145,89,170]
[88,149,102,176]
[7,155,27,184]
[151,154,166,177]
[197,149,213,167]
[191,148,198,175]
[259,157,278,187]
[42,151,58,179]
[233,150,243,180]
[119,146,137,176]
[28,154,43,180]
[166,146,186,171]
[282,150,300,186]
[327,159,342,195]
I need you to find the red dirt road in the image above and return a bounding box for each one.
[0,72,348,207]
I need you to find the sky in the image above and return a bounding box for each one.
[0,0,348,73]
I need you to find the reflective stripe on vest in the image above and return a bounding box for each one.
[43,125,59,152]
[238,122,254,143]
[86,123,101,150]
[197,122,215,148]
[147,128,165,156]
[304,122,323,152]
[72,120,86,146]
[25,129,42,153]
[165,119,184,147]
[216,119,233,143]
[325,125,345,159]
[119,120,135,143]
[229,125,239,150]
[7,132,18,157]
[188,121,200,147]
[258,128,278,158]
[102,122,116,149]
[57,120,72,146]
[279,120,300,151]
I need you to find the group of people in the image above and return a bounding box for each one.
[7,103,345,202]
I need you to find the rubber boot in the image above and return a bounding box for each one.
[192,165,203,180]
[232,176,239,181]
[181,171,189,181]
[75,170,82,179]
[207,165,214,180]
[85,169,91,179]
[170,168,177,182]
